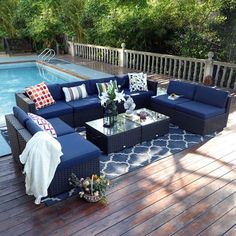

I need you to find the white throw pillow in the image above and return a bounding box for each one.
[156,87,167,96]
[128,73,148,92]
[62,84,88,102]
[28,113,57,138]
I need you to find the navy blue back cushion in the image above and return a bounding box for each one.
[89,76,117,95]
[61,80,91,97]
[13,106,30,126]
[194,85,229,108]
[167,80,196,99]
[47,84,63,101]
[116,74,129,89]
[25,119,43,135]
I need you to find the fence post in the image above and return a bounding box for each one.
[67,41,75,57]
[203,51,214,78]
[119,43,126,67]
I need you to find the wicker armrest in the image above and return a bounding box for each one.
[5,114,24,131]
[147,79,158,95]
[15,92,36,113]
[225,95,232,115]
[5,114,25,161]
[18,128,32,153]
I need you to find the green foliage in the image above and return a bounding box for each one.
[0,0,18,37]
[15,0,64,47]
[58,0,87,41]
[0,0,235,62]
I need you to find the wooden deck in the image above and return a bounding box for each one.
[0,58,236,235]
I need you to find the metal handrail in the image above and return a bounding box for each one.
[38,48,56,62]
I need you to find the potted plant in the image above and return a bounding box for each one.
[99,81,125,127]
[69,173,110,203]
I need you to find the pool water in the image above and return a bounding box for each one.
[0,63,80,125]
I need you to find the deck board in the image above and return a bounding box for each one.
[0,70,235,235]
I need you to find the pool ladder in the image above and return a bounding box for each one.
[38,48,56,62]
[37,48,56,82]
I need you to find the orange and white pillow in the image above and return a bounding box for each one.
[25,82,55,110]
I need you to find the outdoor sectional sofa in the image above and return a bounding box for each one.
[151,80,231,135]
[5,106,101,197]
[6,74,157,197]
[5,76,231,199]
[15,74,158,127]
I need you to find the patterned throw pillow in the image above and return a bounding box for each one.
[25,82,55,110]
[128,73,148,92]
[62,84,88,102]
[96,80,118,96]
[28,113,57,138]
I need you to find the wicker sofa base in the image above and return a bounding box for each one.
[5,114,100,197]
[173,110,228,135]
[48,158,100,196]
[151,99,230,135]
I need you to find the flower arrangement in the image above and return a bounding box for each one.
[69,173,110,203]
[99,81,125,107]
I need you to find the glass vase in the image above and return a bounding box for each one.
[103,102,115,127]
[103,101,118,127]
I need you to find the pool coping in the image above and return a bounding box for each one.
[0,57,114,81]
[0,60,36,64]
[0,59,90,81]
[38,61,89,81]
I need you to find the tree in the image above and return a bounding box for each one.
[0,0,18,37]
[0,0,234,62]
[16,0,64,48]
[58,0,87,42]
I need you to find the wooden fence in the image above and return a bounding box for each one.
[68,42,236,89]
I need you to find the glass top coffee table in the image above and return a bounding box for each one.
[85,108,170,154]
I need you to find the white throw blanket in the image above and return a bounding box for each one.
[20,131,63,204]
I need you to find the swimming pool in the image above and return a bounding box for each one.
[0,62,81,125]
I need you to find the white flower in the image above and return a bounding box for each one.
[99,92,109,106]
[114,90,125,103]
[94,191,99,197]
[99,81,125,107]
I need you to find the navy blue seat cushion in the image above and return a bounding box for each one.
[13,106,30,126]
[124,89,155,98]
[116,74,129,89]
[47,118,75,136]
[67,95,101,111]
[194,85,229,108]
[47,84,63,101]
[57,133,101,170]
[61,80,91,97]
[124,89,154,108]
[89,76,117,95]
[167,80,196,99]
[35,101,73,119]
[151,94,191,108]
[25,118,43,135]
[175,101,225,119]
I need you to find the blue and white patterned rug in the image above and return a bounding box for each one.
[99,124,215,179]
[43,124,216,206]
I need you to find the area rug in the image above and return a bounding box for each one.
[0,127,11,157]
[42,124,216,206]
